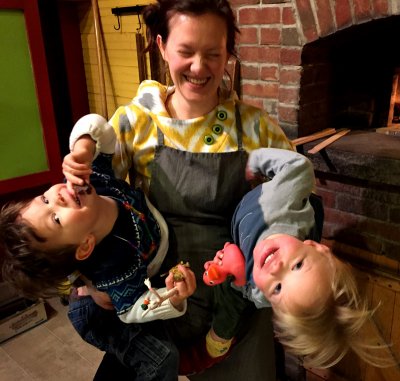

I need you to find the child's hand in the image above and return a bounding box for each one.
[62,135,95,194]
[78,285,114,311]
[245,165,269,189]
[165,264,196,311]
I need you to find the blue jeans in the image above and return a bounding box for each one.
[68,296,179,381]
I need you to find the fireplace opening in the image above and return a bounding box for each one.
[298,15,400,138]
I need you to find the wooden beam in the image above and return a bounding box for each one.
[111,6,146,16]
[291,128,336,146]
[308,129,351,154]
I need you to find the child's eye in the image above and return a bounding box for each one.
[41,195,49,204]
[52,214,61,225]
[273,283,282,295]
[292,260,304,271]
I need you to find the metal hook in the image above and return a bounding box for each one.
[136,13,142,33]
[114,15,121,31]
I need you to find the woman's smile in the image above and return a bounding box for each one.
[184,75,209,86]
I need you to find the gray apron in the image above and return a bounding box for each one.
[148,106,250,344]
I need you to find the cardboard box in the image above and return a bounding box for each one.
[0,283,48,343]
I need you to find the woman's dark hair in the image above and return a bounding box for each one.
[0,201,79,299]
[143,0,239,57]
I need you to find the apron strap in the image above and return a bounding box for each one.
[234,103,244,151]
[157,127,165,145]
[156,103,244,149]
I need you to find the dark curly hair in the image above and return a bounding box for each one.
[143,0,240,58]
[0,201,79,300]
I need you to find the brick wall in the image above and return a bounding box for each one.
[299,129,400,266]
[231,0,400,138]
[316,176,400,262]
[231,1,400,265]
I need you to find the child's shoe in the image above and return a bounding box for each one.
[178,332,234,375]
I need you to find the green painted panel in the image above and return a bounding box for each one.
[0,10,48,181]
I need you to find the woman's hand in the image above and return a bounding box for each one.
[165,264,196,311]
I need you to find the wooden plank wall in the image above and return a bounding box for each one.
[307,240,400,381]
[76,0,150,118]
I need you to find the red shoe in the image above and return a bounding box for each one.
[178,337,234,376]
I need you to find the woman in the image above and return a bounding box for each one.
[95,0,293,379]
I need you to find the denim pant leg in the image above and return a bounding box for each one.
[68,296,179,381]
[125,320,179,381]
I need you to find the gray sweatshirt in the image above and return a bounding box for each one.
[231,148,320,308]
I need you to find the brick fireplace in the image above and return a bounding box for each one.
[232,0,400,265]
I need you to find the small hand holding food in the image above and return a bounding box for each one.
[141,263,196,316]
[62,135,95,196]
[165,263,196,311]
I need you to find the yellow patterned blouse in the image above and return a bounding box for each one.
[110,80,293,189]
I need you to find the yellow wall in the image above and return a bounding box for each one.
[76,0,151,119]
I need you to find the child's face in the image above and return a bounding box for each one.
[20,183,100,248]
[253,234,334,315]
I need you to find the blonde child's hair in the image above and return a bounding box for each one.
[273,258,395,369]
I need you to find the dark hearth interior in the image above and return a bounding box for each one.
[294,16,400,266]
[299,15,400,137]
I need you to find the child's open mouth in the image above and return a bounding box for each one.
[264,253,275,265]
[260,248,278,270]
[73,182,92,206]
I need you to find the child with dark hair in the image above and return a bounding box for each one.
[0,114,196,381]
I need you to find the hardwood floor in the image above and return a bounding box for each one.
[0,297,189,381]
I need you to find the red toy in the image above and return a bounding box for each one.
[203,242,246,287]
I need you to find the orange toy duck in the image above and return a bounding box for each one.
[203,242,246,287]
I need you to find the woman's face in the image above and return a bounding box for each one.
[157,12,229,109]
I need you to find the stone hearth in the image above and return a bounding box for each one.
[300,131,400,262]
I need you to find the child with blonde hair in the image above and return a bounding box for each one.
[192,148,392,373]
